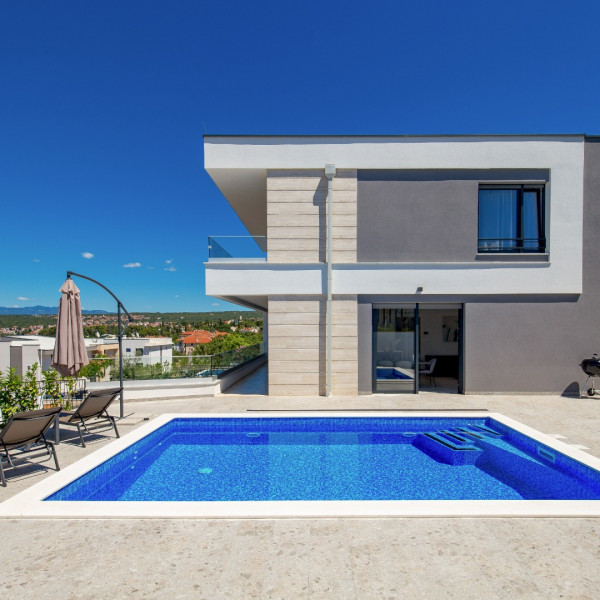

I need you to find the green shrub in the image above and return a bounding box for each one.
[0,364,40,425]
[42,368,61,406]
[78,358,114,381]
[19,364,39,412]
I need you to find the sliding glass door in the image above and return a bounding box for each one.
[372,306,418,393]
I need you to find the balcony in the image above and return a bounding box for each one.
[208,236,266,262]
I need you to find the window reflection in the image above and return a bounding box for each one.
[478,186,545,253]
[373,308,416,393]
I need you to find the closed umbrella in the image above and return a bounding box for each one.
[52,278,89,376]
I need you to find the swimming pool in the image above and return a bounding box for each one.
[4,412,600,517]
[45,416,600,502]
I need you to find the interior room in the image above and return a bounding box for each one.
[418,307,460,392]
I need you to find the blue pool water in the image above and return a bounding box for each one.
[46,417,600,502]
[376,367,413,380]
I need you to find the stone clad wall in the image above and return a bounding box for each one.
[266,169,357,263]
[267,170,325,264]
[330,296,358,395]
[268,296,325,396]
[266,169,358,395]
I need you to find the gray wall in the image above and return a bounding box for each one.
[420,309,459,358]
[357,300,372,393]
[464,141,600,394]
[582,139,600,296]
[463,296,599,393]
[354,153,597,395]
[357,169,549,263]
[9,344,41,377]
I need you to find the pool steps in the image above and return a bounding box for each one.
[412,422,574,497]
[412,432,483,466]
[413,424,513,466]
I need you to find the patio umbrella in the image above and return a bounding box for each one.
[52,278,89,376]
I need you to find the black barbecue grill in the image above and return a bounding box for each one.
[580,354,600,397]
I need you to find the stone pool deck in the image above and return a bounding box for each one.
[2,380,600,599]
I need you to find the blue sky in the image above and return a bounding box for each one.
[1,0,599,312]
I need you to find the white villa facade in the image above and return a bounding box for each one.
[204,135,600,397]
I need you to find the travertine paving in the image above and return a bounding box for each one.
[2,369,600,599]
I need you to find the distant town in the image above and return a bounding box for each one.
[0,310,263,354]
[0,309,264,383]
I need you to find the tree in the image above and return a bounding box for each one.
[78,357,114,381]
[39,326,57,336]
[192,331,262,356]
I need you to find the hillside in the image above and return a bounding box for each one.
[0,305,106,315]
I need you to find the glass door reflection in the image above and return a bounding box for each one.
[373,308,417,393]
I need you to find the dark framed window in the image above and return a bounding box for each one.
[478,185,546,253]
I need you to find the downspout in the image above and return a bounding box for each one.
[324,164,336,397]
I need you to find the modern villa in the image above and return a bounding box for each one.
[204,135,600,397]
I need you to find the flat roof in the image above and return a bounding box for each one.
[204,135,586,236]
[204,133,589,139]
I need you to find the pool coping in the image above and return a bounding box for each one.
[3,411,600,518]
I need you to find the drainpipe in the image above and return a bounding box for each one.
[324,164,336,397]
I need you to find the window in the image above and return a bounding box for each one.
[478,185,545,253]
[135,348,143,357]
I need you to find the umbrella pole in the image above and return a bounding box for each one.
[66,271,132,419]
[118,303,124,418]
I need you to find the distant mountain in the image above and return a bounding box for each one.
[0,305,108,315]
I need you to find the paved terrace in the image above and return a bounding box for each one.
[2,367,600,599]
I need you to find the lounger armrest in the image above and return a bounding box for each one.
[58,412,77,423]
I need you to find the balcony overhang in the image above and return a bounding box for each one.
[204,168,267,239]
[209,295,269,312]
[205,260,582,300]
[205,263,325,298]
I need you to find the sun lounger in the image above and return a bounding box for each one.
[0,406,62,486]
[59,388,121,448]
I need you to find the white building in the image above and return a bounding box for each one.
[104,336,173,366]
[0,335,173,375]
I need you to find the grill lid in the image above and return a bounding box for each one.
[580,354,600,376]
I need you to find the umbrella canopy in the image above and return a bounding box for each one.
[52,278,89,376]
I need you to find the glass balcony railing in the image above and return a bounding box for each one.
[81,344,265,382]
[208,236,267,261]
